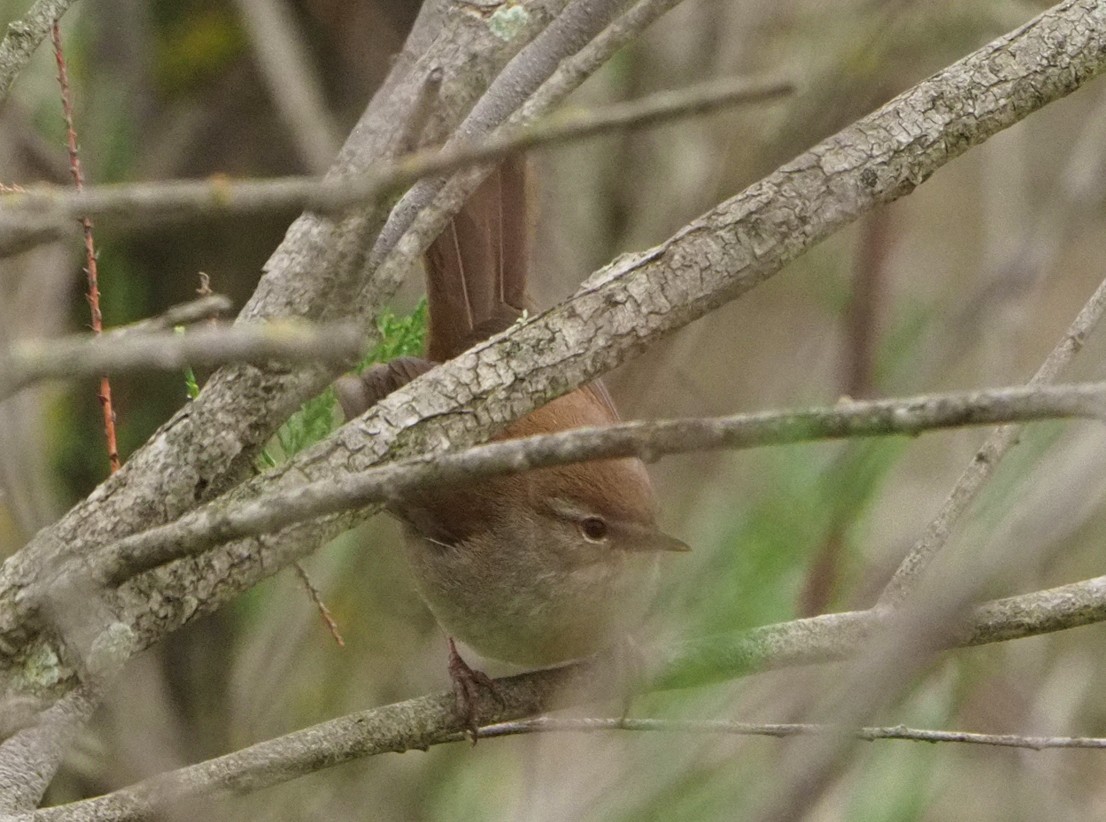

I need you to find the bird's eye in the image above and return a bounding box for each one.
[579,517,608,542]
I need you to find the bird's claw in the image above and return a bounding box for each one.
[447,638,502,744]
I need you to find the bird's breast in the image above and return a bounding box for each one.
[402,525,660,666]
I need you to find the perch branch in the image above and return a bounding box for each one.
[27,573,1106,820]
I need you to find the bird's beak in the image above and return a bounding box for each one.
[620,525,691,554]
[650,531,691,553]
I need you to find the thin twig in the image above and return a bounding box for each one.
[757,273,1106,822]
[0,73,793,243]
[3,1,1104,783]
[0,322,364,400]
[291,563,344,648]
[51,20,120,473]
[82,381,1106,590]
[478,716,1106,750]
[878,273,1106,605]
[397,66,444,154]
[104,295,233,336]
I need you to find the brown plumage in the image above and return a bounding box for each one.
[335,158,686,676]
[424,156,531,362]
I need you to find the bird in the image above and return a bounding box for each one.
[335,157,687,728]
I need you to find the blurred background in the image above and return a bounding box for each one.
[4,0,1106,818]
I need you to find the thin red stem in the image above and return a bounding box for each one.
[293,563,346,648]
[51,20,120,473]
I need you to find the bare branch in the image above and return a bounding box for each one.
[753,257,1106,821]
[0,684,102,813]
[27,573,1106,820]
[0,0,555,699]
[520,0,687,120]
[0,2,562,797]
[347,0,1106,522]
[479,716,1106,750]
[0,322,364,400]
[0,621,133,812]
[105,295,234,336]
[879,272,1106,605]
[82,381,1106,593]
[362,0,687,319]
[648,575,1106,689]
[0,0,81,103]
[2,0,1104,792]
[50,18,119,474]
[3,0,1100,694]
[0,74,791,245]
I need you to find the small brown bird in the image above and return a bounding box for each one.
[336,158,686,718]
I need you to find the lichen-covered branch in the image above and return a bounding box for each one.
[2,0,1103,718]
[0,0,81,103]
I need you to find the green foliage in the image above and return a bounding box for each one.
[259,301,427,467]
[175,327,201,401]
[363,299,429,366]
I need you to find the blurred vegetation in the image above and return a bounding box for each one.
[3,0,1106,818]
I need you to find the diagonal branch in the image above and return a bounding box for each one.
[3,0,1106,806]
[0,0,563,803]
[3,0,1104,710]
[231,0,341,173]
[0,0,554,654]
[357,0,687,331]
[0,0,81,103]
[878,273,1106,605]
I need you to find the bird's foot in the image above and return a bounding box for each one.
[447,638,501,744]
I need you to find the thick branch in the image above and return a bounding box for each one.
[2,0,1103,716]
[0,0,554,662]
[0,0,562,801]
[28,574,1106,820]
[359,0,686,326]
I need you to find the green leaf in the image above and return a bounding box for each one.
[259,301,427,465]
